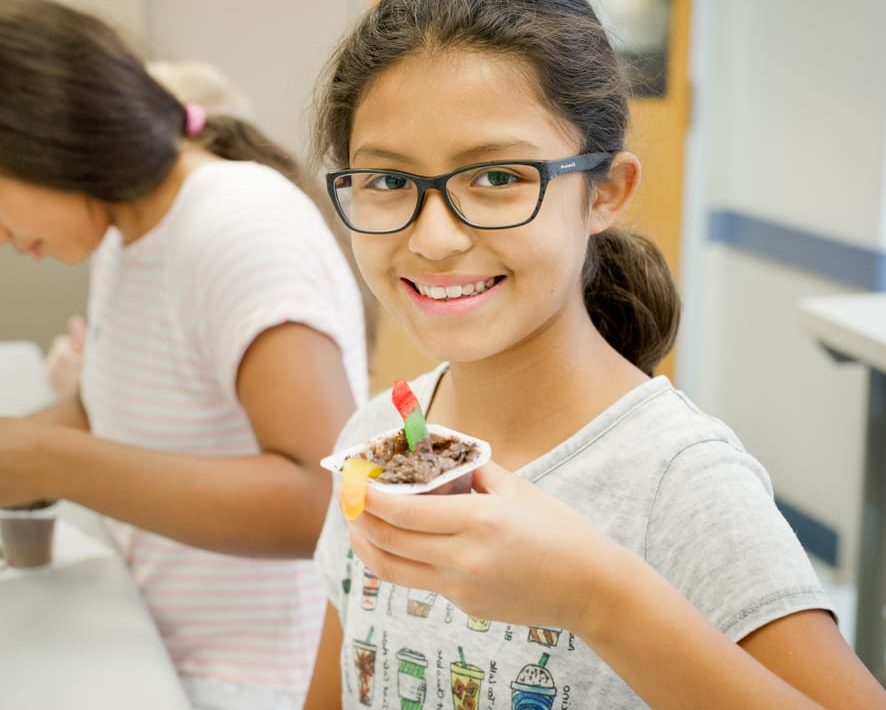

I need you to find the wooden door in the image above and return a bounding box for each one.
[620,0,692,380]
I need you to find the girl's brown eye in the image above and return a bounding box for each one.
[475,170,517,187]
[369,174,410,191]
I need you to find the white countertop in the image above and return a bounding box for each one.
[0,341,53,416]
[0,344,190,708]
[0,504,191,710]
[799,293,886,373]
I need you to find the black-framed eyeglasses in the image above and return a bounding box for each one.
[325,151,613,235]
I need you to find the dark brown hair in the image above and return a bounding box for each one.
[0,0,376,342]
[314,0,679,374]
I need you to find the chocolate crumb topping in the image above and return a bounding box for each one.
[364,431,479,484]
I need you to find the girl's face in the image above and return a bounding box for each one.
[0,174,110,263]
[348,51,622,364]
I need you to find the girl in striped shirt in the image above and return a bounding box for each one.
[0,1,369,708]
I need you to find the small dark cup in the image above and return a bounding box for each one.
[0,499,59,569]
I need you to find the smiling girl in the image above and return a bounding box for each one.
[304,1,883,708]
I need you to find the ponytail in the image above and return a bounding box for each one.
[190,116,300,185]
[582,230,680,376]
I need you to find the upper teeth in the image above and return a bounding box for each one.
[416,279,497,300]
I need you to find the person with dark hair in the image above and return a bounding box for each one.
[0,1,369,708]
[305,1,883,707]
[43,60,256,402]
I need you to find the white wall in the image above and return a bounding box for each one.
[703,1,886,250]
[146,0,366,159]
[680,0,886,580]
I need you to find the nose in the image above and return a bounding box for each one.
[406,190,473,261]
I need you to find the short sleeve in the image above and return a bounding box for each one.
[645,439,834,642]
[173,171,365,403]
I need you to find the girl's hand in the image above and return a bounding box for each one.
[45,315,87,401]
[349,461,622,633]
[0,418,51,506]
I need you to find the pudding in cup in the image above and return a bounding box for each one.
[321,424,491,497]
[0,499,59,569]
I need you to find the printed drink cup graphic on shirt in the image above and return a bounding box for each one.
[406,588,438,617]
[343,548,354,594]
[362,568,380,610]
[527,625,561,647]
[450,647,485,710]
[511,653,557,710]
[466,616,491,632]
[396,648,428,709]
[353,628,377,706]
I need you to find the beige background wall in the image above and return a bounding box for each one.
[145,0,365,157]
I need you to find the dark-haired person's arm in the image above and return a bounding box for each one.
[347,463,885,709]
[25,394,89,430]
[0,322,353,557]
[304,603,344,709]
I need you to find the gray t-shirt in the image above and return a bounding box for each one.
[314,367,833,709]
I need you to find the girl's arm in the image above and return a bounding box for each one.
[25,395,89,430]
[348,462,885,710]
[0,323,354,556]
[578,549,881,710]
[304,602,344,709]
[739,610,884,709]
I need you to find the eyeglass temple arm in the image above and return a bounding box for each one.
[547,151,614,179]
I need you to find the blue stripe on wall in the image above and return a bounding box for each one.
[709,210,886,292]
[775,496,839,566]
[707,210,853,566]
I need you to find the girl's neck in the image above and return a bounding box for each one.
[428,296,648,471]
[109,143,221,244]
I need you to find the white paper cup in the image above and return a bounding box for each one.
[321,424,491,496]
[0,501,60,569]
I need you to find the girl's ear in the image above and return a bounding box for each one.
[587,151,641,235]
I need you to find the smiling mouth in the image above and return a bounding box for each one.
[406,276,506,301]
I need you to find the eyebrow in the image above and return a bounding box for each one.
[452,140,542,163]
[350,146,416,165]
[350,140,542,168]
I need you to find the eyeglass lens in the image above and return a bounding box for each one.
[332,163,543,232]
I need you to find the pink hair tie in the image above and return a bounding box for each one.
[184,103,207,137]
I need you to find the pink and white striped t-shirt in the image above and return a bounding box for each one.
[80,160,368,694]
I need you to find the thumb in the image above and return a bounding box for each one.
[68,315,87,351]
[470,460,527,496]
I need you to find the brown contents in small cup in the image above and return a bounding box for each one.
[364,431,479,484]
[1,518,55,568]
[1,499,58,569]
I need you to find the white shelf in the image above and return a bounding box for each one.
[799,293,886,373]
